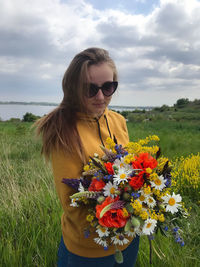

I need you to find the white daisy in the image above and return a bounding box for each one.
[146,196,156,208]
[103,181,118,198]
[126,226,139,238]
[113,168,131,185]
[70,198,79,207]
[96,226,110,237]
[150,175,167,191]
[142,218,157,235]
[94,237,108,247]
[111,234,129,246]
[113,158,132,171]
[162,192,182,214]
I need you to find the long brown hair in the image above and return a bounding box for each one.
[34,47,118,160]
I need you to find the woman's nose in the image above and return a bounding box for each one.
[95,89,104,99]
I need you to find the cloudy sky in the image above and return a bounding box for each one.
[0,0,200,107]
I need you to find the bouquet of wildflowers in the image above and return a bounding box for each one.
[62,135,187,263]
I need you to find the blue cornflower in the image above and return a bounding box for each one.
[175,236,181,243]
[104,175,113,180]
[131,192,140,199]
[173,227,179,232]
[84,229,90,238]
[164,226,169,231]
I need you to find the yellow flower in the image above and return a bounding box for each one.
[143,184,152,195]
[131,200,143,213]
[157,213,165,222]
[126,142,142,154]
[157,157,170,173]
[149,172,158,181]
[83,165,90,172]
[139,210,149,220]
[124,154,134,164]
[146,168,152,174]
[105,137,116,150]
[86,214,94,222]
[122,208,129,218]
[171,153,200,198]
[149,210,158,220]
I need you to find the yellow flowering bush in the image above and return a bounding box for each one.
[171,153,200,202]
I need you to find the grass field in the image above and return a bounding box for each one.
[0,119,199,267]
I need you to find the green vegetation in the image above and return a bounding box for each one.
[23,112,40,122]
[0,101,200,266]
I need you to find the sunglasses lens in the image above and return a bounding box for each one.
[102,81,118,96]
[87,81,118,98]
[88,84,99,97]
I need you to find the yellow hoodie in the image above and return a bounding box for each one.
[51,108,133,257]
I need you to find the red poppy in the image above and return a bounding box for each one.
[88,178,105,192]
[132,152,157,171]
[96,196,129,228]
[104,162,114,175]
[129,174,144,190]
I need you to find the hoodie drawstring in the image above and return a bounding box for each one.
[95,118,105,146]
[95,115,117,147]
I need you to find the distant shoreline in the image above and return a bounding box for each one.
[0,101,58,106]
[0,101,155,110]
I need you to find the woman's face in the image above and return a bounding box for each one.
[84,63,114,118]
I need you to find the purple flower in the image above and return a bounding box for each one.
[62,178,80,191]
[84,229,90,238]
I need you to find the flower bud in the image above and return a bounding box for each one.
[124,220,132,232]
[97,196,105,204]
[125,203,134,213]
[123,192,131,201]
[126,185,133,193]
[114,249,123,264]
[131,216,140,227]
[159,204,165,210]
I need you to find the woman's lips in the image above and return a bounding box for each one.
[93,103,105,107]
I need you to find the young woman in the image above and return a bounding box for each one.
[35,48,139,267]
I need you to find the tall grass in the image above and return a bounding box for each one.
[127,120,200,159]
[0,121,199,266]
[0,122,62,266]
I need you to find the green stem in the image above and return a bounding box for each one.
[148,237,152,265]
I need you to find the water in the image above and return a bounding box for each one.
[0,104,57,121]
[0,104,153,121]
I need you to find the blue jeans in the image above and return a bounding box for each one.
[57,235,139,267]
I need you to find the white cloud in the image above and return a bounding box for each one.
[0,0,200,106]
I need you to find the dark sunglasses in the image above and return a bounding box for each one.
[86,81,118,98]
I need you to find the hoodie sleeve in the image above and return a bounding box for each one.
[51,149,83,214]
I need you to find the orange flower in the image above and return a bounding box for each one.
[96,196,129,228]
[129,153,157,190]
[104,162,114,175]
[129,174,144,190]
[88,178,105,192]
[132,152,157,171]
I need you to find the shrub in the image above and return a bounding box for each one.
[171,154,200,203]
[22,112,40,122]
[175,98,190,108]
